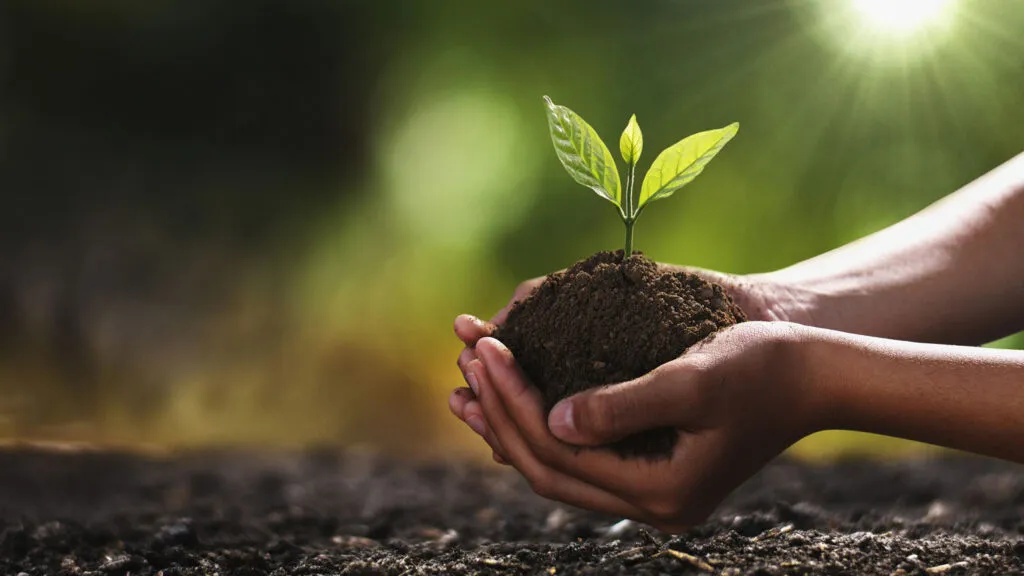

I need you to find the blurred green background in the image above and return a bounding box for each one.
[0,0,1022,460]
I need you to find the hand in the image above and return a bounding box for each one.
[449,265,817,464]
[449,275,545,464]
[452,321,823,532]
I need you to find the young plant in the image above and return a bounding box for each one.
[543,95,738,257]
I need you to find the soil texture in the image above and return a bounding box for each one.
[495,251,746,458]
[1,447,1023,575]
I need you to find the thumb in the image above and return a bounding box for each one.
[547,366,691,446]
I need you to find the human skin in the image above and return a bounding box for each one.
[448,151,1024,532]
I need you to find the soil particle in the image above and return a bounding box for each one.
[2,448,1022,575]
[495,250,746,458]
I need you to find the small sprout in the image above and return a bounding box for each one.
[619,114,643,167]
[543,96,738,257]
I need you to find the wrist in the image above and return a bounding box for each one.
[752,270,834,329]
[794,327,893,434]
[773,322,841,435]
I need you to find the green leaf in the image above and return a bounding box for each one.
[619,114,643,167]
[543,96,622,210]
[638,122,738,209]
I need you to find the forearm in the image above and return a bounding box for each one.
[766,152,1024,345]
[808,326,1024,463]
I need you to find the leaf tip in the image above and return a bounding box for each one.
[619,113,643,166]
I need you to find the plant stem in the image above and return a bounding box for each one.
[624,218,634,258]
[623,162,637,258]
[625,164,635,218]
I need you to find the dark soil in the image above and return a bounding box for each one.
[495,251,747,458]
[2,447,1023,575]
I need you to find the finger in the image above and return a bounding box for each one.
[472,338,665,499]
[457,348,481,394]
[490,278,543,325]
[454,315,495,347]
[547,363,699,446]
[465,356,652,519]
[462,399,509,463]
[448,387,475,421]
[473,337,564,452]
[666,264,734,286]
[457,347,477,370]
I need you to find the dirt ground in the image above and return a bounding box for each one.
[1,447,1022,575]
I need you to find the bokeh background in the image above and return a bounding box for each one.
[1,0,1022,460]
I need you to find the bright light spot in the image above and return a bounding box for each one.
[805,0,962,64]
[850,0,955,34]
[383,86,539,250]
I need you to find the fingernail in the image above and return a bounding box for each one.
[465,371,479,395]
[466,415,486,437]
[469,315,485,327]
[479,338,510,359]
[549,399,575,438]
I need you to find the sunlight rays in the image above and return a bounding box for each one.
[850,0,955,35]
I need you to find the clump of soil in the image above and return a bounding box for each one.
[494,250,747,458]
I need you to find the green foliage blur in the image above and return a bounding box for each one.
[1,0,1023,458]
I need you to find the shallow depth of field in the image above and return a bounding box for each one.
[2,1,1024,574]
[3,0,1021,459]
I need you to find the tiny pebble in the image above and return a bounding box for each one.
[602,519,636,538]
[545,508,572,532]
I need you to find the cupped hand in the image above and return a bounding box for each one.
[450,275,545,463]
[449,264,818,470]
[452,320,825,533]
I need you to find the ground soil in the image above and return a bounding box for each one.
[494,251,746,458]
[2,447,1023,575]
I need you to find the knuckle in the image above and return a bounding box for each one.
[530,441,560,465]
[646,361,683,385]
[578,392,617,437]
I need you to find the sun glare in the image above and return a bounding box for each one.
[850,0,955,35]
[805,0,963,64]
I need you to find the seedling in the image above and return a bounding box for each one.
[543,96,738,256]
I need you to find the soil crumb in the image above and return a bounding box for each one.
[495,250,746,458]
